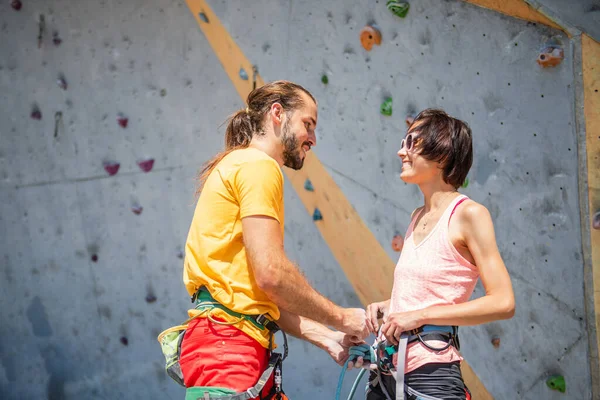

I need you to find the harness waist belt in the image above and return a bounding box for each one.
[192,287,280,333]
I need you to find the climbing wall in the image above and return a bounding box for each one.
[0,0,596,399]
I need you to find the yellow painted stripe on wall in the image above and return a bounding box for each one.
[582,32,600,390]
[463,0,565,33]
[184,0,493,398]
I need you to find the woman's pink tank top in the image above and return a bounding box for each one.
[388,194,479,373]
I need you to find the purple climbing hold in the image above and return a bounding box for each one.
[103,162,120,176]
[31,107,42,120]
[57,76,67,90]
[593,211,600,230]
[11,0,22,11]
[131,205,143,215]
[120,336,128,346]
[145,293,157,303]
[91,254,98,262]
[137,159,154,173]
[52,31,62,46]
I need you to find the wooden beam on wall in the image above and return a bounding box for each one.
[582,32,600,395]
[184,0,493,398]
[463,0,565,33]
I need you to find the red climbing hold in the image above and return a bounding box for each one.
[11,0,22,11]
[537,46,564,68]
[91,254,98,262]
[117,114,128,128]
[391,234,404,252]
[131,205,143,215]
[137,159,154,173]
[103,162,120,176]
[593,211,600,230]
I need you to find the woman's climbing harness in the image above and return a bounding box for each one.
[335,325,460,400]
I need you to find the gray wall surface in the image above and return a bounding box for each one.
[0,0,594,399]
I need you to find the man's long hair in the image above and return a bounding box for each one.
[195,80,316,196]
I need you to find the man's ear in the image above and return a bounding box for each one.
[270,102,284,126]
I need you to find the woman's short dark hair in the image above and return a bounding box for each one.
[407,108,473,189]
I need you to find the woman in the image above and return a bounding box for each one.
[361,108,515,400]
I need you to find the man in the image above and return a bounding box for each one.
[178,80,369,399]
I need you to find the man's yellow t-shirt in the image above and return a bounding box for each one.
[183,147,284,349]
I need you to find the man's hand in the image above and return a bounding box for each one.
[321,331,357,366]
[341,308,369,341]
[380,310,423,345]
[366,300,390,334]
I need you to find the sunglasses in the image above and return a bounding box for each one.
[400,133,417,151]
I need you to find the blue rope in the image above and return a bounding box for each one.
[335,344,376,400]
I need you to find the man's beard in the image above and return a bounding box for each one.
[281,120,306,170]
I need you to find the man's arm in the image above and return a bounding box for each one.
[242,215,368,340]
[276,308,358,366]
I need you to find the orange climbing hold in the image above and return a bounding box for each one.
[537,46,564,67]
[391,234,404,252]
[360,26,382,51]
[491,336,500,348]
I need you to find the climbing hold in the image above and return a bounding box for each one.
[137,158,154,173]
[537,46,564,68]
[199,12,209,23]
[405,115,414,128]
[91,254,98,263]
[11,0,22,11]
[52,31,62,46]
[120,336,129,346]
[103,162,120,176]
[546,375,566,393]
[37,14,45,49]
[30,106,42,120]
[57,75,67,90]
[461,177,469,188]
[239,67,249,80]
[359,25,382,51]
[380,97,393,116]
[592,211,600,230]
[145,293,157,303]
[160,88,167,97]
[176,248,184,259]
[304,178,314,192]
[321,75,329,85]
[131,205,143,215]
[117,114,128,128]
[313,208,323,221]
[391,234,404,252]
[387,1,410,18]
[491,336,500,348]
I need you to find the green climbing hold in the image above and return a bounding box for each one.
[546,375,566,393]
[313,208,323,221]
[387,1,410,18]
[461,177,469,188]
[380,97,393,116]
[304,178,314,192]
[321,75,329,85]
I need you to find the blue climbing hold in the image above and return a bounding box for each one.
[312,208,323,221]
[198,12,209,23]
[304,178,314,192]
[239,67,249,80]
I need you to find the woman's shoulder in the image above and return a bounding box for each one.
[454,196,493,225]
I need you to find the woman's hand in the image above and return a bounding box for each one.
[380,310,423,345]
[366,300,390,334]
